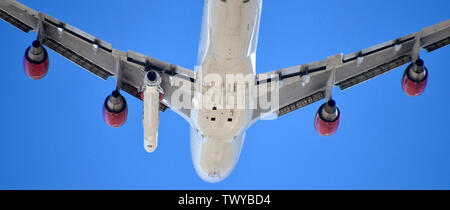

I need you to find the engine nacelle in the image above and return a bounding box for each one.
[401,59,428,97]
[23,40,49,80]
[314,100,341,136]
[103,90,128,128]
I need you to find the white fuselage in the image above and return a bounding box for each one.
[190,0,262,182]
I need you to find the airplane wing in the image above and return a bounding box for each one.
[253,19,450,122]
[0,0,195,119]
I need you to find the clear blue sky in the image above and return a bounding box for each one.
[0,0,449,189]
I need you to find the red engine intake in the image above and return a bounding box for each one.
[314,100,341,136]
[103,90,128,128]
[401,59,428,97]
[23,40,49,80]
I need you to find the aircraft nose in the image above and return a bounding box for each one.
[195,163,232,183]
[191,136,246,183]
[193,140,239,183]
[190,127,246,182]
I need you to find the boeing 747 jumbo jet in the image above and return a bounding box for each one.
[1,0,449,183]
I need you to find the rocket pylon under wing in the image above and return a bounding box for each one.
[143,86,160,153]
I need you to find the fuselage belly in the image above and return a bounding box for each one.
[190,0,262,182]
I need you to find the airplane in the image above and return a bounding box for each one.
[0,0,449,183]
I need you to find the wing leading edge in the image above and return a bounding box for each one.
[0,0,195,118]
[254,19,450,121]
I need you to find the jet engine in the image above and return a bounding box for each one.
[23,40,49,80]
[401,59,428,96]
[103,90,128,128]
[314,100,341,136]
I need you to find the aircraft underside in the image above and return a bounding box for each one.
[0,0,448,183]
